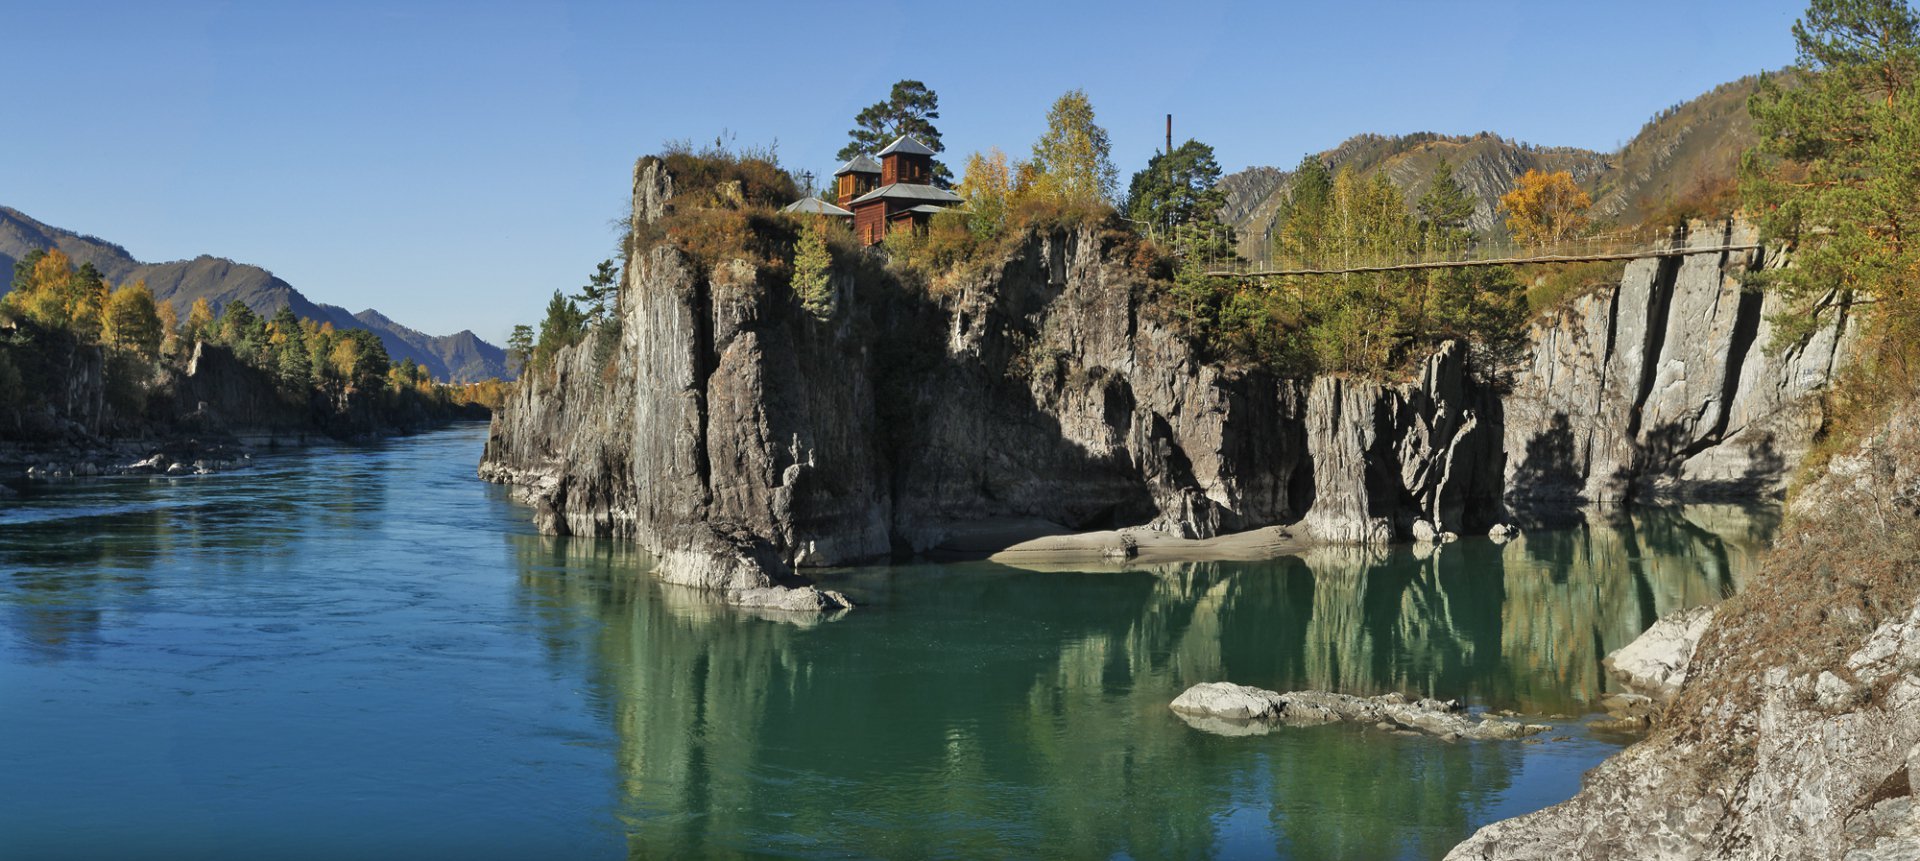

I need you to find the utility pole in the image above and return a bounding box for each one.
[1165,114,1174,237]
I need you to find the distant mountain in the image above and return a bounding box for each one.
[0,206,511,382]
[1219,76,1764,259]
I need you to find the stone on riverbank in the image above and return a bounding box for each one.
[1603,606,1714,699]
[1170,682,1549,741]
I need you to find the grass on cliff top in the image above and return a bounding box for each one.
[880,202,1156,296]
[625,141,803,280]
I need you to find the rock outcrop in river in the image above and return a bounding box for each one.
[479,157,1852,602]
[1170,681,1550,740]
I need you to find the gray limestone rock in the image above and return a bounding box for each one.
[1604,605,1716,699]
[1170,682,1549,741]
[482,160,1850,615]
[1446,414,1920,861]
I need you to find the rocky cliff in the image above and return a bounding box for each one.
[1447,406,1920,861]
[1503,220,1852,507]
[479,158,1850,608]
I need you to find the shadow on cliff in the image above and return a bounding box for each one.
[1505,411,1590,527]
[858,243,1169,545]
[1616,422,1789,503]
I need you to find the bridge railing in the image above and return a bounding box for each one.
[1195,224,1742,277]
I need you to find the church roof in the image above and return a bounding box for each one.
[833,154,882,176]
[781,197,854,216]
[850,183,964,206]
[877,135,936,157]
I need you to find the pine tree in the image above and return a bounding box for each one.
[506,324,535,374]
[1742,0,1920,361]
[792,220,834,319]
[574,259,619,324]
[1417,159,1477,251]
[1125,139,1228,239]
[532,290,586,372]
[837,80,952,186]
[1273,156,1335,266]
[270,307,311,392]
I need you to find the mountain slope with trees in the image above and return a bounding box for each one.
[1219,75,1764,258]
[0,206,509,382]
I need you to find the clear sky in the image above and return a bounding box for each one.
[1,0,1807,344]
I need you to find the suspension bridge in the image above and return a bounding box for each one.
[1197,227,1766,279]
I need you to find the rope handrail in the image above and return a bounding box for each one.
[1205,242,1764,278]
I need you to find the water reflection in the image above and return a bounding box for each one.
[0,453,392,661]
[0,430,1773,861]
[512,504,1771,860]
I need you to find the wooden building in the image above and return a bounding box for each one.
[832,154,881,207]
[837,136,962,246]
[781,196,854,218]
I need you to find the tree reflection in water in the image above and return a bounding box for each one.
[510,504,1773,860]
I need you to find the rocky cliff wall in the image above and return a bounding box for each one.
[1503,220,1852,507]
[1447,407,1920,861]
[480,158,1852,604]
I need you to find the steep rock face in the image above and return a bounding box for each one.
[1301,341,1505,543]
[1447,411,1920,861]
[481,156,1848,600]
[485,159,1348,592]
[1503,220,1852,506]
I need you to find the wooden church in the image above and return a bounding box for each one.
[833,135,963,245]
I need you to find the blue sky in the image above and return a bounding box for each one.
[2,0,1806,344]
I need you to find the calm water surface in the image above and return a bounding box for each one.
[0,425,1775,860]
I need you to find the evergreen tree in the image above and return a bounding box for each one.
[339,329,390,391]
[1743,0,1920,360]
[1417,159,1477,251]
[218,301,268,361]
[532,290,586,372]
[837,80,952,186]
[575,259,620,324]
[506,324,535,374]
[10,248,45,294]
[1273,156,1335,266]
[69,263,106,343]
[270,307,311,392]
[792,220,834,319]
[1125,139,1228,237]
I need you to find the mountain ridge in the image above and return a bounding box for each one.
[1219,75,1765,259]
[0,206,510,382]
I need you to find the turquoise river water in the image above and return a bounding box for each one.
[0,424,1775,860]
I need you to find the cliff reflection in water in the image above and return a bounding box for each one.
[511,504,1773,860]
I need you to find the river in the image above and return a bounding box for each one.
[0,424,1775,860]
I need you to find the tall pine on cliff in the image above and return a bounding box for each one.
[1743,0,1920,414]
[837,80,952,187]
[1126,140,1228,235]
